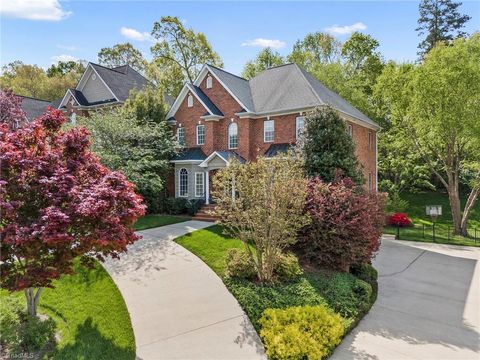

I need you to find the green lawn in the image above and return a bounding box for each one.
[1,260,135,360]
[134,214,191,231]
[176,225,375,331]
[384,191,480,247]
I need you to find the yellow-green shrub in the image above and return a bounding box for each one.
[259,305,345,360]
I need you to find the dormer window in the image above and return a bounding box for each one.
[187,94,193,107]
[206,75,212,89]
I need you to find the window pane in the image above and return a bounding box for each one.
[195,173,204,197]
[296,117,305,139]
[179,168,188,197]
[264,120,274,142]
[177,128,185,146]
[197,125,205,145]
[228,123,238,149]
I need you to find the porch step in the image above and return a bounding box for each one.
[193,204,219,222]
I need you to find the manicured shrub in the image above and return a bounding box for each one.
[351,263,378,284]
[225,249,256,279]
[385,191,409,213]
[275,253,303,281]
[388,212,413,227]
[186,199,204,216]
[19,316,56,352]
[259,305,345,360]
[0,295,23,348]
[296,177,387,272]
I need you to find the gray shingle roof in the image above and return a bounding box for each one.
[264,143,293,157]
[207,65,254,112]
[187,84,223,116]
[174,147,207,161]
[18,96,51,121]
[90,63,149,102]
[216,150,246,164]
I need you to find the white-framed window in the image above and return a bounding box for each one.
[196,124,205,145]
[296,116,305,139]
[206,75,212,89]
[228,122,238,149]
[264,119,274,142]
[179,168,189,197]
[368,131,373,150]
[177,127,185,146]
[348,124,353,137]
[368,172,373,191]
[195,172,205,197]
[187,94,193,107]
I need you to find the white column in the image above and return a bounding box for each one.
[205,170,210,205]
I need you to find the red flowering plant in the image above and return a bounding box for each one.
[0,108,145,316]
[387,213,413,227]
[295,177,387,272]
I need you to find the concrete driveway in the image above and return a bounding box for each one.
[103,221,265,360]
[332,237,480,360]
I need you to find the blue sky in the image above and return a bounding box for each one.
[1,1,479,75]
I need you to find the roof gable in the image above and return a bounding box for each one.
[166,83,223,119]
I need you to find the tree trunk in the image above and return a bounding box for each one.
[460,184,480,237]
[25,287,43,317]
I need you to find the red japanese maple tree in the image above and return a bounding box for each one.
[0,109,145,316]
[0,89,28,130]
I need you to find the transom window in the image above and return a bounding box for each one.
[187,94,193,107]
[197,124,205,145]
[296,116,305,139]
[264,119,274,142]
[195,172,205,197]
[177,127,185,146]
[179,168,189,197]
[206,75,212,89]
[228,122,238,149]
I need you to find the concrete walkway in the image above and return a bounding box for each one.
[332,237,480,360]
[103,221,265,360]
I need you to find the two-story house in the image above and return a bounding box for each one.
[166,63,380,204]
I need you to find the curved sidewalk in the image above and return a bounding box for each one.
[332,238,480,360]
[103,221,265,360]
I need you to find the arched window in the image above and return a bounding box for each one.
[179,168,188,197]
[206,75,212,89]
[228,122,238,149]
[187,94,193,107]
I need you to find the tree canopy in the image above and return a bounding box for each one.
[98,43,147,72]
[242,48,285,79]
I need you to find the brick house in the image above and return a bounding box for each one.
[54,62,155,120]
[166,63,380,204]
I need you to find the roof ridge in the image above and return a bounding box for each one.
[250,63,296,80]
[90,62,128,74]
[206,64,248,81]
[294,64,325,106]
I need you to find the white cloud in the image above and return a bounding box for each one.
[57,44,77,51]
[51,54,77,64]
[325,22,367,35]
[0,0,71,21]
[241,38,286,49]
[120,27,154,42]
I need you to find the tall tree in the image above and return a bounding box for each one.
[376,35,480,235]
[150,16,223,84]
[302,107,364,185]
[0,109,145,316]
[288,32,341,71]
[416,0,471,56]
[47,60,86,77]
[98,43,147,72]
[241,48,285,79]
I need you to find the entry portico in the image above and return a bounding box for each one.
[171,149,245,204]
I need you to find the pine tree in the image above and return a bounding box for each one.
[302,107,364,184]
[416,0,471,56]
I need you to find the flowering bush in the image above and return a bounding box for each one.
[387,213,413,227]
[295,177,387,272]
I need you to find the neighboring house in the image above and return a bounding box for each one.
[55,62,153,120]
[167,63,380,203]
[18,95,51,121]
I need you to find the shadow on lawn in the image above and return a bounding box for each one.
[55,318,135,360]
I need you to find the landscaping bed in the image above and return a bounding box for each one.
[0,260,135,360]
[384,191,480,247]
[176,225,378,358]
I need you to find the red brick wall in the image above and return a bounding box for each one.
[171,73,377,189]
